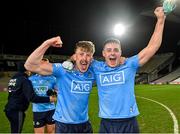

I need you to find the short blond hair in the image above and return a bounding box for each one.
[74,41,95,54]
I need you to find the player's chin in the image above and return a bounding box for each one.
[79,68,88,73]
[108,61,118,67]
[79,66,89,72]
[108,61,117,67]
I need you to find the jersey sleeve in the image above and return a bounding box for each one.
[125,55,140,70]
[52,76,57,89]
[52,63,64,77]
[91,59,104,71]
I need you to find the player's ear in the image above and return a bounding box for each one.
[73,54,77,61]
[102,50,105,57]
[71,54,76,62]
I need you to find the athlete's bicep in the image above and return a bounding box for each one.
[39,63,53,75]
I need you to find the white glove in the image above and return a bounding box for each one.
[62,60,74,71]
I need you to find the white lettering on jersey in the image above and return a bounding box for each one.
[71,80,92,94]
[100,71,125,86]
[8,79,17,86]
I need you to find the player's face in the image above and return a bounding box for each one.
[74,48,93,73]
[103,43,122,67]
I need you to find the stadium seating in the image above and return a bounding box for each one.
[170,77,180,84]
[138,53,174,73]
[152,67,180,84]
[136,52,175,83]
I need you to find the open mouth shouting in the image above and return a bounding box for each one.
[107,55,119,67]
[77,60,90,72]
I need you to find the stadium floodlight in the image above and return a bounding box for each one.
[113,23,126,36]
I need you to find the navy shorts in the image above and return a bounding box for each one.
[55,120,93,133]
[33,109,55,128]
[99,117,139,133]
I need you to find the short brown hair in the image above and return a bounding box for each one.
[103,38,121,49]
[74,41,95,54]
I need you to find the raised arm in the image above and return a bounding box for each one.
[25,36,62,75]
[138,7,166,66]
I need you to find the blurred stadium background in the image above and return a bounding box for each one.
[0,52,180,133]
[1,0,180,133]
[0,51,180,87]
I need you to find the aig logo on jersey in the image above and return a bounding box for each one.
[71,80,92,94]
[100,71,125,86]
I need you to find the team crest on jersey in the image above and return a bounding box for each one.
[87,72,93,78]
[100,71,125,86]
[71,80,92,94]
[54,63,61,68]
[34,86,48,95]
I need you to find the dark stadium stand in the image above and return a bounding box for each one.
[170,77,180,84]
[0,53,179,87]
[152,67,180,84]
[136,52,176,84]
[138,53,175,73]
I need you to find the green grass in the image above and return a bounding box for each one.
[0,92,34,133]
[135,84,180,133]
[0,84,180,133]
[0,92,10,132]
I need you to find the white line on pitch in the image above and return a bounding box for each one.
[136,96,179,134]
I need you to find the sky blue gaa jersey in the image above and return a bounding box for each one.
[29,74,56,112]
[91,55,140,119]
[52,63,95,124]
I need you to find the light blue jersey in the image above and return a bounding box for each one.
[52,63,95,124]
[29,74,56,112]
[91,55,140,119]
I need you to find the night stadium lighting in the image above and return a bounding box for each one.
[113,23,126,36]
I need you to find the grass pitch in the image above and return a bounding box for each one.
[0,84,180,133]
